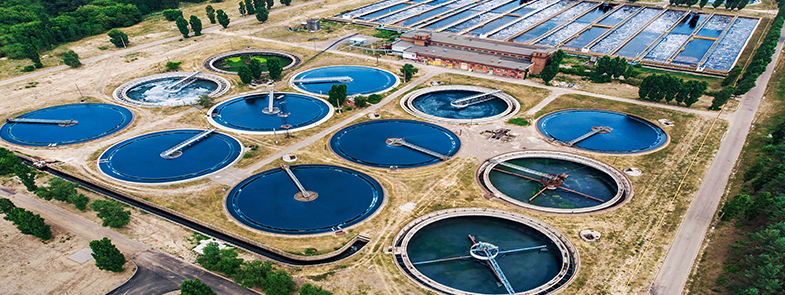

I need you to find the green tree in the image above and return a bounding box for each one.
[239,1,247,16]
[163,9,183,21]
[90,200,131,228]
[206,5,217,24]
[4,207,52,241]
[197,95,215,108]
[176,16,190,38]
[722,65,743,87]
[266,0,274,9]
[90,237,126,272]
[196,242,243,276]
[354,95,368,107]
[539,63,558,85]
[165,61,182,71]
[255,6,268,22]
[248,0,257,13]
[181,278,217,295]
[108,29,129,48]
[699,0,709,8]
[217,10,230,28]
[368,94,383,104]
[299,283,332,295]
[267,57,282,80]
[327,84,347,107]
[238,65,254,84]
[265,269,296,295]
[685,80,708,107]
[0,198,16,214]
[190,16,203,36]
[720,194,751,221]
[23,44,43,69]
[248,59,263,79]
[709,86,733,110]
[400,63,418,82]
[281,0,292,6]
[14,164,37,192]
[234,260,273,288]
[62,50,81,68]
[713,0,724,8]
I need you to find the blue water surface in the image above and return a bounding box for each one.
[99,130,241,183]
[411,90,510,120]
[407,216,562,294]
[537,109,667,153]
[330,119,460,168]
[211,93,331,132]
[1,103,133,146]
[227,164,384,234]
[292,66,397,96]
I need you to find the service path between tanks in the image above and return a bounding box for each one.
[0,188,258,295]
[649,19,785,295]
[0,0,328,88]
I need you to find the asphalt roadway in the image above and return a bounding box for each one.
[649,23,785,295]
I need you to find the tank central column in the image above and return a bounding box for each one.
[281,164,318,201]
[262,89,281,115]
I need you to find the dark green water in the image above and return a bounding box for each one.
[406,216,562,294]
[489,158,618,209]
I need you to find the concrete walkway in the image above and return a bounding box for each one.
[649,19,785,295]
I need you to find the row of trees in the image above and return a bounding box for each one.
[733,10,785,96]
[238,57,282,84]
[638,74,708,107]
[669,0,748,10]
[541,53,634,85]
[176,15,203,38]
[196,242,305,295]
[0,198,52,241]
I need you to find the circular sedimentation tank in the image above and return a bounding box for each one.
[203,49,301,75]
[0,103,133,147]
[537,109,668,154]
[207,92,333,135]
[225,164,384,235]
[98,129,242,184]
[289,66,399,97]
[477,150,633,214]
[113,72,230,107]
[330,119,460,168]
[400,85,521,124]
[392,208,579,295]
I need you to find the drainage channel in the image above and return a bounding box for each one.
[19,157,367,266]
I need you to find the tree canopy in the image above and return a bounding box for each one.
[181,278,217,295]
[90,199,131,228]
[90,237,126,272]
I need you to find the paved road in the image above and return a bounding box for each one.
[109,250,257,295]
[649,21,785,295]
[0,188,255,295]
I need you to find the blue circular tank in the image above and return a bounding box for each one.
[208,92,332,134]
[0,103,133,147]
[98,130,242,184]
[412,89,510,119]
[291,66,398,96]
[406,215,563,294]
[330,119,460,168]
[226,164,384,235]
[537,109,668,154]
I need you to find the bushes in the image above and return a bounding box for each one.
[107,29,129,48]
[0,199,52,242]
[90,237,126,272]
[638,74,707,107]
[90,200,131,228]
[507,118,530,126]
[368,94,383,104]
[36,178,90,211]
[62,50,81,68]
[163,9,184,21]
[181,278,216,295]
[165,61,182,71]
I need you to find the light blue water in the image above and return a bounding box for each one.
[537,109,667,153]
[226,165,384,234]
[400,5,455,26]
[125,78,217,105]
[210,93,331,132]
[511,2,596,43]
[703,17,758,71]
[614,10,684,58]
[412,89,510,119]
[467,15,519,36]
[563,27,607,48]
[292,66,397,96]
[672,38,714,65]
[359,3,411,20]
[330,119,460,168]
[643,13,705,61]
[590,8,661,54]
[98,130,241,183]
[1,103,133,146]
[407,216,563,294]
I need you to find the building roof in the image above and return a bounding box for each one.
[401,30,556,56]
[405,44,533,70]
